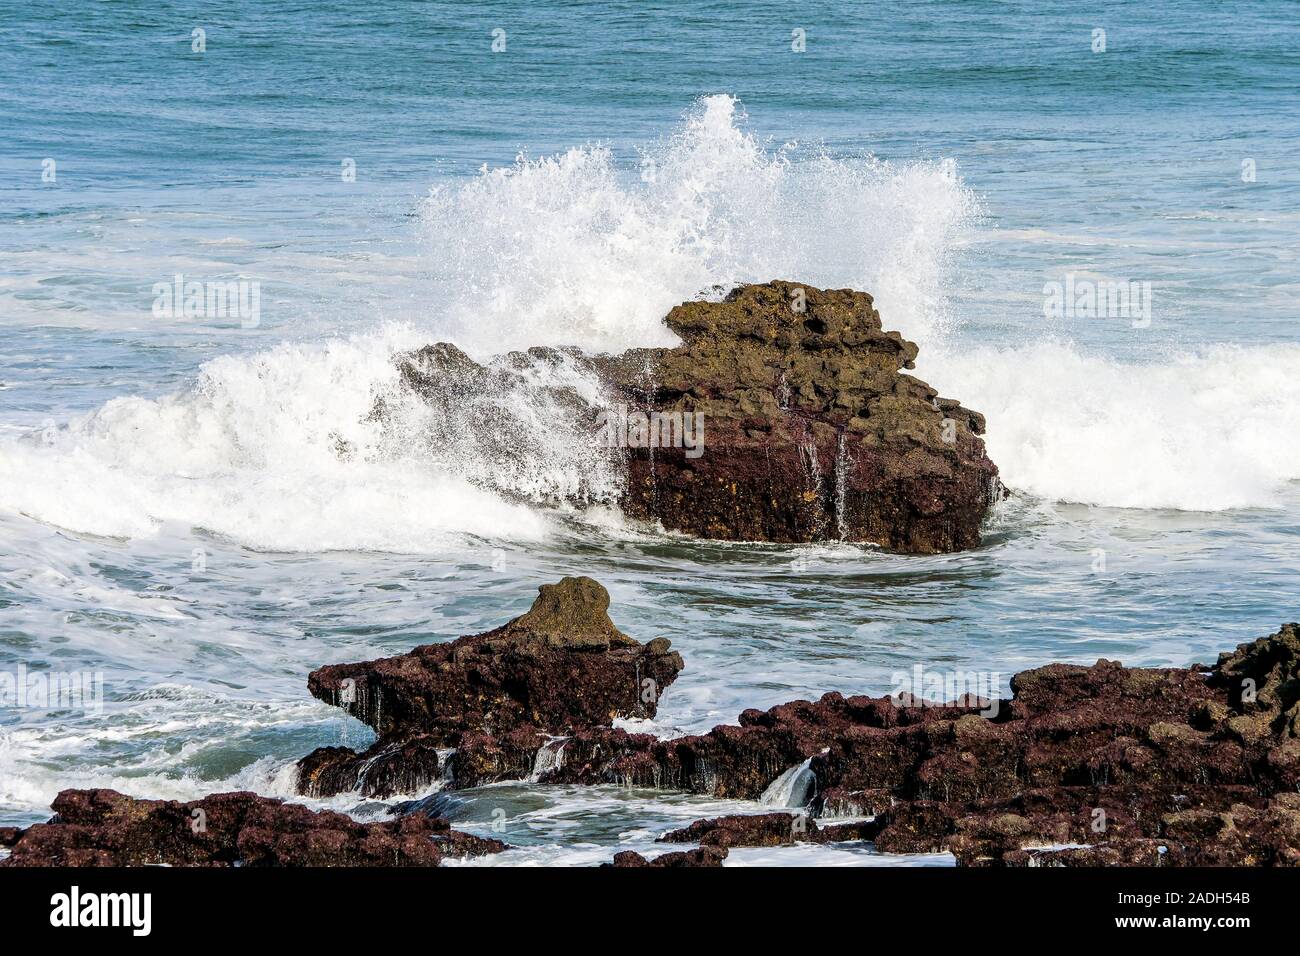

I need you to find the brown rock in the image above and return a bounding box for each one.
[0,789,505,867]
[391,282,1002,554]
[298,577,683,798]
[605,846,728,867]
[600,282,1002,553]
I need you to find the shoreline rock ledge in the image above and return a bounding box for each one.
[296,576,684,799]
[396,281,1002,554]
[0,789,505,867]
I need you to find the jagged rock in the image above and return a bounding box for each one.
[1212,622,1300,738]
[987,794,1300,867]
[543,691,984,799]
[598,282,1001,552]
[659,812,811,848]
[298,577,683,798]
[291,565,1300,868]
[391,282,1001,554]
[1002,841,1171,867]
[296,736,445,801]
[605,846,728,867]
[0,789,505,867]
[657,812,878,848]
[540,623,1300,866]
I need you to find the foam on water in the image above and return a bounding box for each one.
[921,341,1300,511]
[759,756,817,808]
[0,325,614,549]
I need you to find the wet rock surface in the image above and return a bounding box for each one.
[392,281,1001,554]
[658,812,878,848]
[545,623,1300,866]
[17,576,1300,868]
[0,788,505,867]
[292,555,1300,867]
[605,846,729,867]
[597,282,1001,552]
[297,576,683,798]
[285,551,1300,867]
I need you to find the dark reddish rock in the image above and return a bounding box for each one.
[605,846,728,868]
[0,788,505,867]
[545,690,984,800]
[297,736,445,801]
[817,788,896,819]
[290,572,1300,868]
[1157,794,1300,866]
[1002,841,1171,867]
[298,576,683,798]
[599,282,1001,553]
[392,282,1001,554]
[544,623,1300,866]
[658,812,878,848]
[991,793,1300,868]
[1212,622,1300,739]
[659,812,811,848]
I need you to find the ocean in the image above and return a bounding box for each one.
[1,0,1297,864]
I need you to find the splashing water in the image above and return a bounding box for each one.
[420,95,975,356]
[760,756,817,809]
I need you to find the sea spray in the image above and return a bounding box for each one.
[419,94,976,355]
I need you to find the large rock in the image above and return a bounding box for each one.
[297,577,684,798]
[391,282,1001,554]
[597,282,1001,552]
[0,789,505,867]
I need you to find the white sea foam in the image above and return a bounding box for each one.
[0,326,614,549]
[420,93,974,354]
[921,341,1300,511]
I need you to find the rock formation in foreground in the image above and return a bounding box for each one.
[294,568,1300,865]
[533,622,1300,866]
[393,282,1002,554]
[0,788,505,867]
[297,576,684,799]
[14,571,1299,867]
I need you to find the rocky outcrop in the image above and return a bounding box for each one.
[537,623,1300,866]
[291,563,1299,866]
[597,282,1001,552]
[965,793,1300,867]
[537,691,987,800]
[391,282,1001,554]
[605,846,728,867]
[657,812,878,848]
[0,789,505,867]
[297,576,684,799]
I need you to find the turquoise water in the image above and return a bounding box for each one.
[1,2,1297,863]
